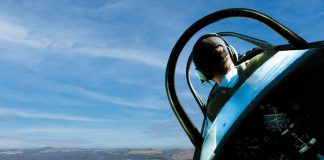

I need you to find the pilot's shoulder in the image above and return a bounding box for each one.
[241,50,276,75]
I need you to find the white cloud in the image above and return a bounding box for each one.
[75,87,168,109]
[0,136,90,148]
[0,18,49,48]
[0,18,168,69]
[2,127,138,138]
[0,107,108,122]
[5,127,112,136]
[94,0,133,13]
[69,0,133,14]
[72,47,167,69]
[0,79,169,111]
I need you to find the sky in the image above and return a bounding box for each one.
[0,0,323,149]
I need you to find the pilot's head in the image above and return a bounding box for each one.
[192,34,235,84]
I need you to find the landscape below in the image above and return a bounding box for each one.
[0,147,194,160]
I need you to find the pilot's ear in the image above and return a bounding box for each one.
[228,45,239,65]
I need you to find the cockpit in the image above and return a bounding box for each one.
[165,8,324,160]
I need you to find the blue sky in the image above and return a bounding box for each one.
[0,0,323,149]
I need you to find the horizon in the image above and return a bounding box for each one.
[0,146,195,150]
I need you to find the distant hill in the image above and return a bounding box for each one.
[0,147,194,160]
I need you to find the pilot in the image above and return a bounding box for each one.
[192,33,276,122]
